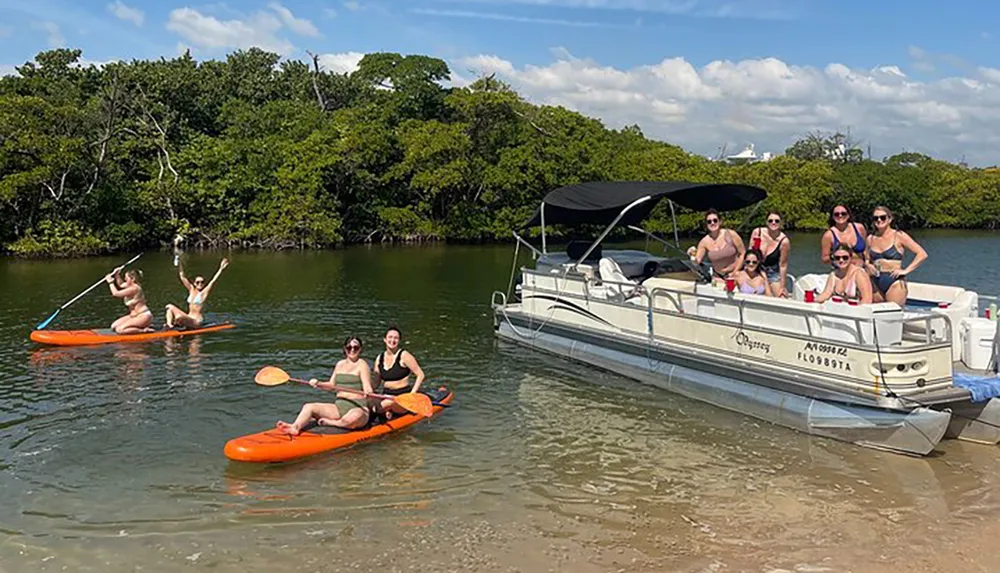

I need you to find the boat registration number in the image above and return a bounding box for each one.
[797,342,854,372]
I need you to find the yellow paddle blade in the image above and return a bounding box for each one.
[395,393,434,418]
[255,366,291,386]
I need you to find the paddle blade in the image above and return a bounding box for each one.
[396,393,434,418]
[36,309,60,330]
[255,366,291,386]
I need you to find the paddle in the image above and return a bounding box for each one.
[254,366,435,418]
[35,253,143,330]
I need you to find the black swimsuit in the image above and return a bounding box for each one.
[378,350,412,394]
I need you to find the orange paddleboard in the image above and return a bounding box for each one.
[224,388,454,463]
[30,322,236,346]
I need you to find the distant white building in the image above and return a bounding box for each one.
[724,144,774,164]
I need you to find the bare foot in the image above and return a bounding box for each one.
[276,421,299,436]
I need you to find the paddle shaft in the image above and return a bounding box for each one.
[66,253,143,309]
[35,253,143,330]
[286,376,404,400]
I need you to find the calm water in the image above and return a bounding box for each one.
[2,231,1000,572]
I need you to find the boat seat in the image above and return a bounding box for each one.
[598,257,643,302]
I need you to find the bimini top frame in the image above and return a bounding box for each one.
[515,180,768,262]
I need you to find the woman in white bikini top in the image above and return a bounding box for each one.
[164,258,229,329]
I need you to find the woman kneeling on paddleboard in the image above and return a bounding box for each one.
[105,269,153,334]
[165,258,228,329]
[277,335,374,434]
[374,325,426,419]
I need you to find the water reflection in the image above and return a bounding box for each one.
[5,243,1000,572]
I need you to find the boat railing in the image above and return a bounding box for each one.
[643,284,954,349]
[491,290,508,309]
[510,268,955,350]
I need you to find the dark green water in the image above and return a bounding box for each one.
[2,232,1000,572]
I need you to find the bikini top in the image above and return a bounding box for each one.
[832,271,859,300]
[124,289,145,307]
[759,232,786,269]
[187,289,204,305]
[377,350,412,382]
[739,280,765,295]
[830,223,867,255]
[870,233,904,262]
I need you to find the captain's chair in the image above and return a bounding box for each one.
[599,258,644,301]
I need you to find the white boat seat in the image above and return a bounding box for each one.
[599,258,644,302]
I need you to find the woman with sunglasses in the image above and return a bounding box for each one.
[694,209,746,282]
[733,249,774,296]
[815,244,873,304]
[820,205,867,266]
[373,325,426,420]
[748,211,790,297]
[164,257,229,329]
[866,206,927,306]
[276,335,375,435]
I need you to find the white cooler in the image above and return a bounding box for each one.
[960,317,998,370]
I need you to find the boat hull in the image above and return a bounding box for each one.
[496,319,951,456]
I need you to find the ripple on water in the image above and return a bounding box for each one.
[5,246,1000,572]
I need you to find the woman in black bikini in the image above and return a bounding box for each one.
[374,326,426,418]
[748,210,790,297]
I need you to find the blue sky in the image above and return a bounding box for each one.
[2,0,999,164]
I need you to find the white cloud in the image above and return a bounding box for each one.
[166,7,294,55]
[409,8,622,27]
[267,2,320,37]
[316,51,365,74]
[430,0,798,19]
[0,64,18,77]
[107,1,144,27]
[342,0,364,11]
[457,49,1000,165]
[33,21,65,48]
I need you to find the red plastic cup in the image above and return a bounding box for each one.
[725,278,736,292]
[752,237,762,250]
[988,308,992,319]
[804,289,815,303]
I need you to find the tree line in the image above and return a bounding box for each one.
[1,48,998,257]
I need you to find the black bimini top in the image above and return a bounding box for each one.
[522,181,767,229]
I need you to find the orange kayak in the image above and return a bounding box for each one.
[224,387,454,463]
[29,322,236,346]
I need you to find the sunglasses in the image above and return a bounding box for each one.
[745,260,759,265]
[833,255,850,262]
[345,344,361,352]
[873,214,888,222]
[767,218,781,224]
[706,218,720,224]
[833,211,849,217]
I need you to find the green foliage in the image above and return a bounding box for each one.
[8,220,109,257]
[0,48,995,258]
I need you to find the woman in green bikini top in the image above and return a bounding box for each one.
[276,335,374,435]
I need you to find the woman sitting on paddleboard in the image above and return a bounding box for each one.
[164,258,229,329]
[105,269,153,334]
[277,335,374,434]
[374,326,426,419]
